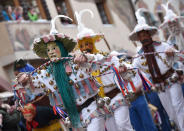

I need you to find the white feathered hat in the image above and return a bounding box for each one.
[160,1,184,29]
[129,8,158,41]
[75,9,104,44]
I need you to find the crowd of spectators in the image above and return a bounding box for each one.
[0,59,63,131]
[0,5,39,22]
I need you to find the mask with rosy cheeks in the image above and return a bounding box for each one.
[47,42,61,61]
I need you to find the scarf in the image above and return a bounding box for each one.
[142,41,163,83]
[50,41,81,128]
[26,120,39,131]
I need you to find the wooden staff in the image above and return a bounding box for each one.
[100,32,111,51]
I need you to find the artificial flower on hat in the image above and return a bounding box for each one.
[129,8,158,41]
[33,15,77,59]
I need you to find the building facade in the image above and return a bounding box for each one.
[0,0,137,90]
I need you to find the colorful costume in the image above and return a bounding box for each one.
[160,2,184,97]
[75,9,133,131]
[160,2,184,51]
[130,9,184,130]
[31,15,115,129]
[113,57,158,131]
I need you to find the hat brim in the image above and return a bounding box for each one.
[129,27,158,41]
[78,33,104,44]
[33,33,77,58]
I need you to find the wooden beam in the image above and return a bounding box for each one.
[36,0,47,19]
[13,0,20,6]
[65,0,76,24]
[103,1,113,24]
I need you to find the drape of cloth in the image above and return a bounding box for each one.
[142,42,162,83]
[51,41,81,128]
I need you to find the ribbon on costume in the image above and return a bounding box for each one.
[137,69,152,91]
[111,66,129,96]
[53,105,68,120]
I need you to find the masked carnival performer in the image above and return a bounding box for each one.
[160,2,184,51]
[14,59,44,105]
[30,14,119,130]
[135,46,172,131]
[160,2,184,96]
[130,9,184,130]
[75,9,134,131]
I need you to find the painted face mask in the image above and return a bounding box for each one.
[47,42,61,61]
[79,38,94,53]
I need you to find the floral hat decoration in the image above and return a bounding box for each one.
[33,15,77,58]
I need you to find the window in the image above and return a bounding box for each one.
[54,0,75,24]
[18,0,51,20]
[96,0,113,24]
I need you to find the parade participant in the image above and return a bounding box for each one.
[135,46,172,131]
[160,2,184,96]
[32,15,85,128]
[75,9,133,131]
[21,103,62,131]
[14,59,35,76]
[14,59,40,104]
[31,15,114,130]
[129,8,184,130]
[113,55,158,131]
[160,2,184,51]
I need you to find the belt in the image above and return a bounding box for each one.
[77,88,120,112]
[129,91,143,103]
[152,68,174,83]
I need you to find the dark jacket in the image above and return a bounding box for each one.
[0,108,21,131]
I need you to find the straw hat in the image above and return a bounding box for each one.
[33,15,77,58]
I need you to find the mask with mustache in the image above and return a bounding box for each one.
[140,39,152,46]
[85,49,92,53]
